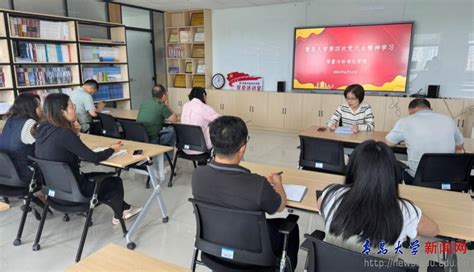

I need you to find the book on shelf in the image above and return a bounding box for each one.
[15,42,74,63]
[83,66,122,82]
[168,33,178,43]
[190,12,204,26]
[192,75,205,88]
[0,67,5,87]
[9,17,70,40]
[196,64,206,74]
[168,46,184,58]
[80,46,119,62]
[174,74,186,88]
[185,62,193,73]
[179,30,191,43]
[16,66,73,87]
[192,44,205,58]
[168,66,179,73]
[194,32,204,42]
[23,89,60,102]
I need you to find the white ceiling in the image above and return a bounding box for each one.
[112,0,307,11]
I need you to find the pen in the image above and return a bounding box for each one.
[276,171,283,175]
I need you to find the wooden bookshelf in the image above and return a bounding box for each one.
[0,9,131,109]
[165,9,212,89]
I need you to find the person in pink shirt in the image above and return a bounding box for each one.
[181,87,220,155]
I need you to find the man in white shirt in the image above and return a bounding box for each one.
[70,79,105,133]
[385,98,464,184]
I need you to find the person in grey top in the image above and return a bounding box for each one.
[70,79,105,132]
[385,98,464,184]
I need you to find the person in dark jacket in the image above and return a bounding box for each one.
[0,93,42,186]
[35,93,141,225]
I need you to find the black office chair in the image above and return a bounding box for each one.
[303,231,418,272]
[0,151,40,246]
[119,120,174,188]
[189,198,298,272]
[97,112,122,138]
[298,136,346,175]
[28,156,128,262]
[412,153,474,192]
[168,124,211,187]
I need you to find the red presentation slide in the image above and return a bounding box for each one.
[293,23,413,92]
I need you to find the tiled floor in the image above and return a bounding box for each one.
[0,129,472,271]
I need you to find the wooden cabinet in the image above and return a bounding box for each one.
[267,93,303,130]
[383,97,411,131]
[319,94,343,126]
[207,90,236,116]
[235,92,268,127]
[301,93,322,129]
[364,96,387,130]
[431,99,465,129]
[168,87,189,114]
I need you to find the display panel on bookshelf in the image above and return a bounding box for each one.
[0,40,10,63]
[78,23,126,45]
[80,45,126,63]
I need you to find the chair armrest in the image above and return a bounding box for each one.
[397,160,409,170]
[86,172,116,183]
[278,214,299,235]
[301,230,325,251]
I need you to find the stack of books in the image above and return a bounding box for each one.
[16,66,73,87]
[168,46,184,58]
[9,17,70,40]
[92,84,123,101]
[83,66,121,82]
[15,42,74,63]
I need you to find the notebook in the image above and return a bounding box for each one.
[93,147,127,159]
[283,184,307,202]
[335,127,353,134]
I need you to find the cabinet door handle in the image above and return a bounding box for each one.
[282,108,284,114]
[462,119,464,128]
[252,106,254,112]
[284,108,287,114]
[457,119,460,127]
[249,106,252,112]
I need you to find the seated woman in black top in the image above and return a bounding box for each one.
[0,93,42,186]
[317,140,439,258]
[35,93,141,225]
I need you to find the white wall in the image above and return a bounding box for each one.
[212,0,474,98]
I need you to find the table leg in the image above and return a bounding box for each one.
[125,154,169,249]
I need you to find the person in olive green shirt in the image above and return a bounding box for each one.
[137,85,178,158]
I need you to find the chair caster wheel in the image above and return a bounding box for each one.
[145,184,150,189]
[162,216,169,223]
[167,183,173,187]
[13,238,21,246]
[89,221,93,227]
[63,215,70,222]
[32,244,40,251]
[127,242,136,250]
[173,173,177,176]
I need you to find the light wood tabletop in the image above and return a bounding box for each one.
[80,133,173,168]
[241,161,474,241]
[102,107,138,121]
[67,243,189,272]
[300,125,474,153]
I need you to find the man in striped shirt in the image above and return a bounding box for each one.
[327,84,375,132]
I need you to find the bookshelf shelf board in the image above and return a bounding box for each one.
[79,40,126,46]
[0,62,9,65]
[14,62,78,65]
[95,97,130,103]
[10,36,76,43]
[16,83,80,90]
[0,87,13,91]
[96,80,129,85]
[80,62,127,65]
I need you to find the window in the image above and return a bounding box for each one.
[14,0,66,16]
[67,0,107,22]
[0,0,11,9]
[122,6,150,29]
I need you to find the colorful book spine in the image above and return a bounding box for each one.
[16,66,73,87]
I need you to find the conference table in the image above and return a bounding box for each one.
[300,125,474,154]
[240,161,474,242]
[80,133,173,249]
[102,107,138,121]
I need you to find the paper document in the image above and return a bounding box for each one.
[101,110,111,113]
[335,127,353,134]
[283,184,307,202]
[93,147,127,159]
